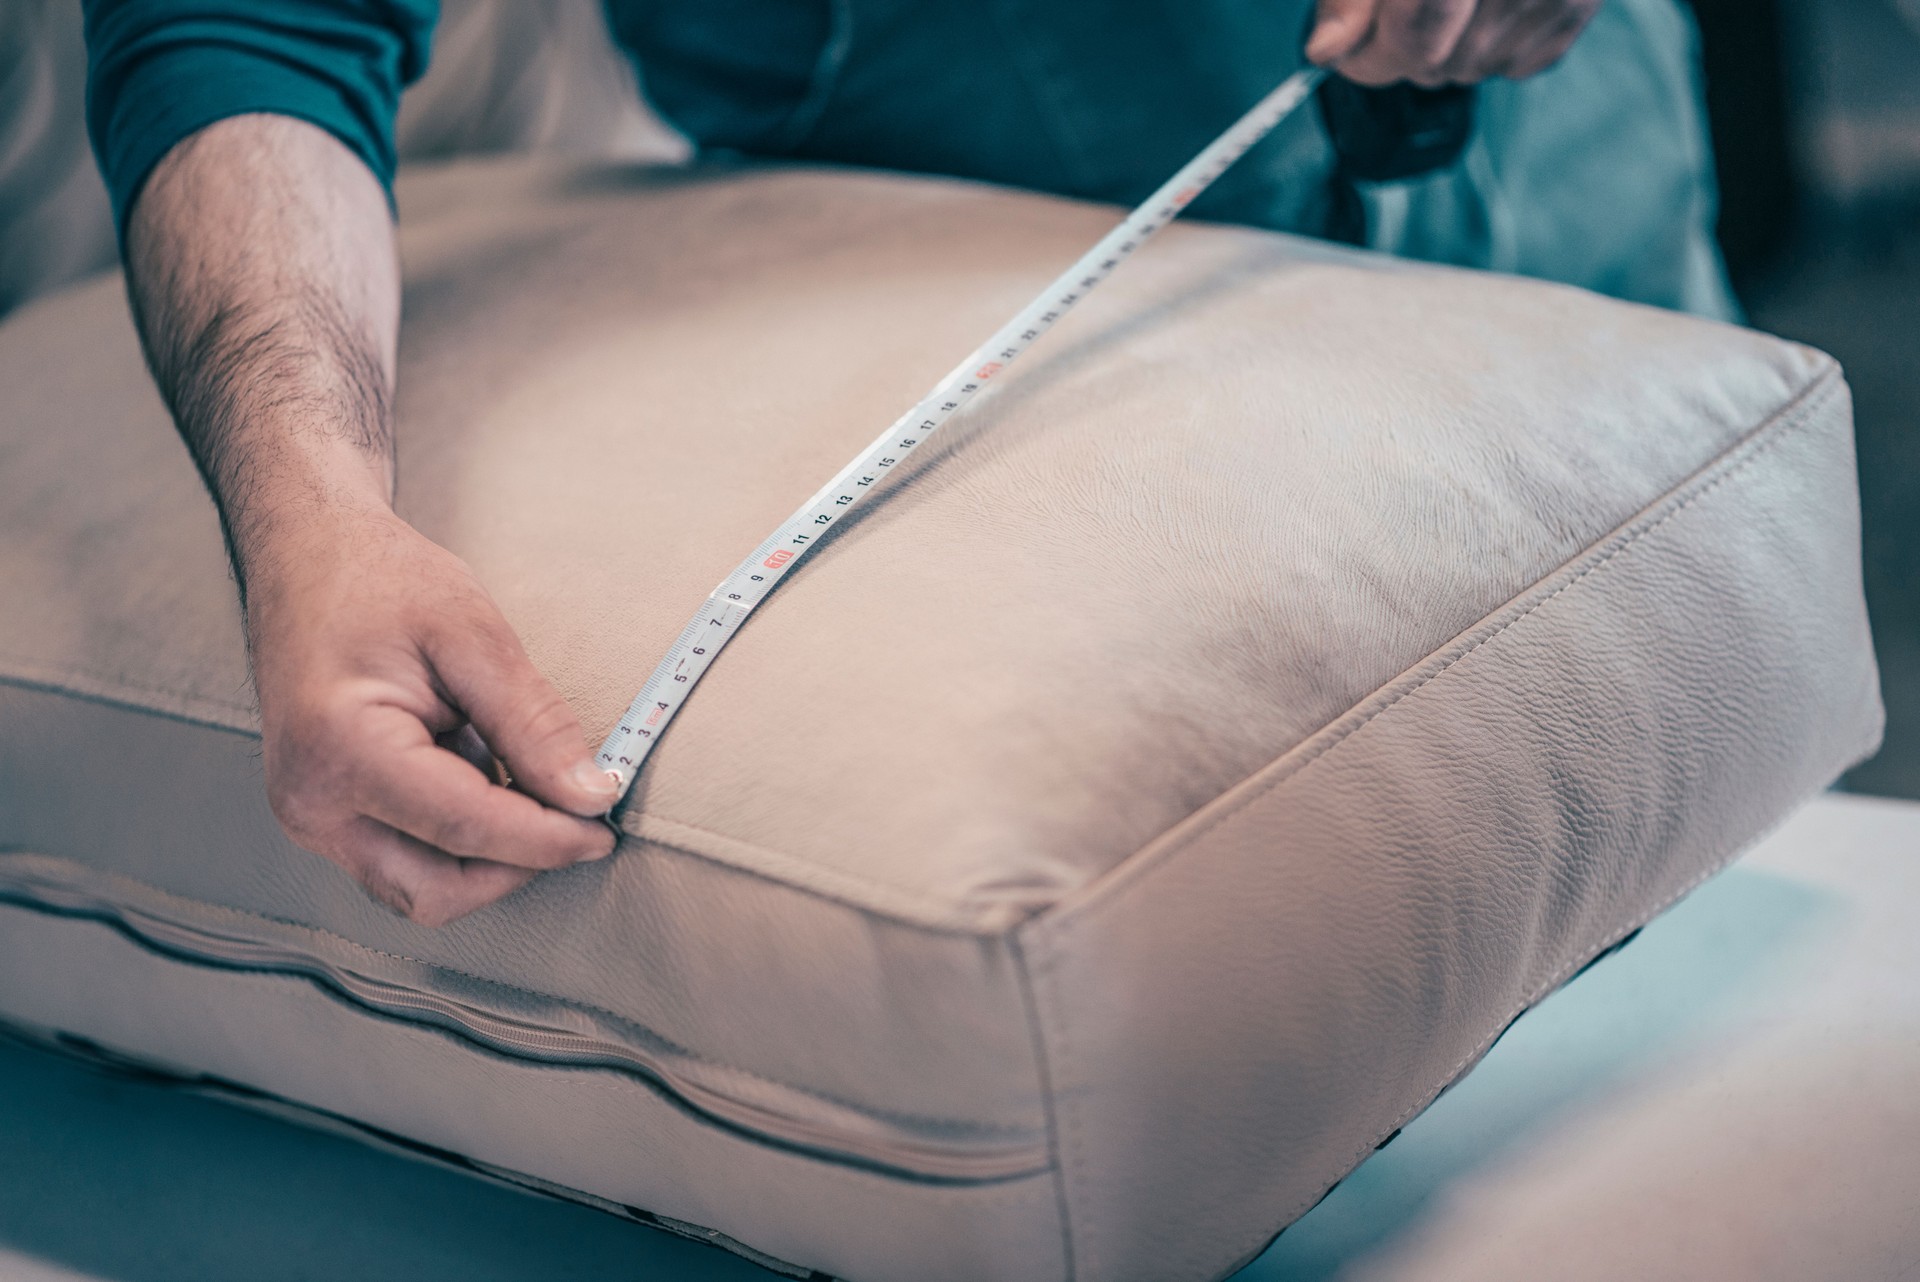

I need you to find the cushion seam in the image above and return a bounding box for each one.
[0,851,1033,1142]
[0,663,257,734]
[630,366,1840,934]
[1023,926,1094,1279]
[1038,362,1843,933]
[620,812,1008,934]
[1008,931,1079,1281]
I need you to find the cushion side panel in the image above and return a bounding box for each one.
[1022,374,1882,1282]
[0,685,1049,1138]
[0,900,1068,1282]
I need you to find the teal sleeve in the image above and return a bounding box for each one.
[82,0,439,240]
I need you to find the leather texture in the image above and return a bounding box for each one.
[0,158,1884,1281]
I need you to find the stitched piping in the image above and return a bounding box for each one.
[1025,924,1095,1278]
[614,366,1842,936]
[1040,363,1844,928]
[620,811,1023,935]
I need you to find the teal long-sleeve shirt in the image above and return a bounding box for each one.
[82,0,1737,316]
[84,0,436,236]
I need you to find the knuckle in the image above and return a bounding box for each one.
[428,809,488,858]
[1403,0,1466,57]
[306,689,367,747]
[361,865,420,920]
[531,842,582,871]
[518,827,585,870]
[265,775,330,850]
[406,893,460,929]
[497,693,584,773]
[264,735,365,852]
[516,692,580,747]
[412,877,497,928]
[363,865,467,928]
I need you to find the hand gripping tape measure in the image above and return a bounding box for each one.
[596,67,1327,804]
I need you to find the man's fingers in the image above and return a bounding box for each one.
[355,728,616,869]
[1500,7,1594,79]
[1337,0,1477,85]
[1434,5,1525,82]
[1308,0,1380,66]
[1437,0,1600,82]
[436,722,501,780]
[428,610,622,818]
[335,815,539,927]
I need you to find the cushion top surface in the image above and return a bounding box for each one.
[0,158,1830,929]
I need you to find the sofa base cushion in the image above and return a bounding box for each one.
[0,158,1883,1281]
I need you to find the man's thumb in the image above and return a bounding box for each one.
[1307,0,1377,65]
[432,618,621,818]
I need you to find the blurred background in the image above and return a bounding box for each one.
[1,0,1916,799]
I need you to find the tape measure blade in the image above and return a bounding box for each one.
[596,67,1324,799]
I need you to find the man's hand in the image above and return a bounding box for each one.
[249,502,618,927]
[1308,0,1602,86]
[124,114,616,925]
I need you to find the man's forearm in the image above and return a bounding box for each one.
[117,112,617,925]
[123,113,400,597]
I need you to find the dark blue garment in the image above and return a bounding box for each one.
[82,0,1734,315]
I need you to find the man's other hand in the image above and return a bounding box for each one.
[1308,0,1603,86]
[248,503,619,926]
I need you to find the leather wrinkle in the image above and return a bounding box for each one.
[616,811,1011,936]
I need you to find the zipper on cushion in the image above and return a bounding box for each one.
[0,859,1048,1184]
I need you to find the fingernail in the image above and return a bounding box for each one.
[573,761,622,799]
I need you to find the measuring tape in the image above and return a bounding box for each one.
[596,66,1327,802]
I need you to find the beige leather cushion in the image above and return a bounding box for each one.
[0,159,1884,1281]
